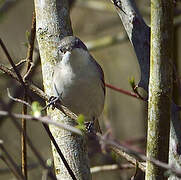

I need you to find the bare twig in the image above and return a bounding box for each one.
[21,96,27,180]
[0,38,26,88]
[21,13,36,176]
[26,53,41,77]
[0,141,24,180]
[0,39,29,176]
[108,143,146,172]
[43,124,78,180]
[105,83,142,100]
[91,164,134,173]
[26,11,36,65]
[11,117,56,180]
[0,59,27,75]
[0,155,24,180]
[97,133,181,178]
[24,11,36,81]
[0,162,41,174]
[0,110,82,135]
[0,109,80,180]
[9,63,78,180]
[0,99,56,180]
[22,12,36,176]
[0,63,77,121]
[0,38,78,179]
[7,88,31,108]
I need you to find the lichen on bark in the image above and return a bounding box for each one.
[34,0,91,179]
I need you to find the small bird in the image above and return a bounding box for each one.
[52,36,105,133]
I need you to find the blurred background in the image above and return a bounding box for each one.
[0,0,180,179]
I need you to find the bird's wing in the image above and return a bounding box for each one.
[91,55,106,95]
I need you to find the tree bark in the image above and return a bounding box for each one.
[34,0,91,179]
[146,0,173,179]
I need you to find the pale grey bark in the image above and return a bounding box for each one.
[111,0,181,179]
[169,105,181,180]
[146,0,173,178]
[34,0,91,179]
[112,0,150,91]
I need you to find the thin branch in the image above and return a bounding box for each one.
[0,162,41,174]
[26,11,36,65]
[21,12,36,178]
[1,61,145,111]
[24,11,36,81]
[0,38,26,88]
[0,63,78,121]
[91,164,134,173]
[0,100,56,180]
[2,36,76,180]
[0,109,80,180]
[0,142,24,180]
[0,110,82,135]
[43,124,78,180]
[105,83,141,100]
[21,96,27,180]
[97,133,181,178]
[7,88,32,108]
[108,143,146,172]
[0,59,27,75]
[7,80,78,179]
[0,155,24,180]
[10,117,56,180]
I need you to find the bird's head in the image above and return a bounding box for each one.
[58,36,87,55]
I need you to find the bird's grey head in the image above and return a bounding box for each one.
[58,36,87,54]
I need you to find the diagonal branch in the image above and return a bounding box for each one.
[0,141,24,180]
[0,38,26,88]
[110,0,150,91]
[97,133,181,178]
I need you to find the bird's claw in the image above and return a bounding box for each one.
[48,96,60,110]
[85,121,95,134]
[41,96,60,111]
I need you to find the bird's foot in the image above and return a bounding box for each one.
[48,96,60,109]
[42,96,60,111]
[85,121,95,134]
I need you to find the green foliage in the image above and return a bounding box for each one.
[76,114,86,131]
[46,158,53,167]
[128,76,135,89]
[31,101,42,118]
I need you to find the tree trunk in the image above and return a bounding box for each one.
[145,0,173,179]
[34,0,91,179]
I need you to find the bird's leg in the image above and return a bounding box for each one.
[42,93,63,111]
[48,96,60,109]
[85,116,100,134]
[85,121,95,134]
